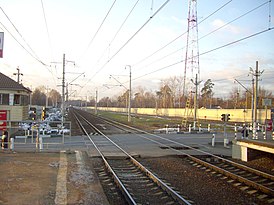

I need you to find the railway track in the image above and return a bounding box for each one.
[70,108,192,205]
[70,108,274,204]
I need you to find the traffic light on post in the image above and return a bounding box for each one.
[221,114,225,121]
[226,114,231,121]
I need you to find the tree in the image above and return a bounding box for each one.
[227,86,273,109]
[133,86,145,108]
[31,88,46,106]
[48,89,61,107]
[31,87,61,107]
[201,79,214,108]
[158,85,173,108]
[229,87,240,109]
[143,91,156,108]
[98,97,111,107]
[161,76,184,108]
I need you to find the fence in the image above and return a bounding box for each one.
[0,120,72,151]
[89,107,271,123]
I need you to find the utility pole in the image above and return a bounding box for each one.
[62,54,65,123]
[66,82,69,102]
[191,74,202,129]
[52,54,75,123]
[250,61,264,139]
[126,65,132,122]
[13,67,23,83]
[95,89,98,115]
[254,61,259,130]
[46,86,49,108]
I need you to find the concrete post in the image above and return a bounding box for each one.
[39,136,43,150]
[234,123,237,140]
[211,134,215,147]
[10,137,14,151]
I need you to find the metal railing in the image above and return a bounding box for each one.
[0,120,71,151]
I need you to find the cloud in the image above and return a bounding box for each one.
[211,19,241,34]
[171,16,187,26]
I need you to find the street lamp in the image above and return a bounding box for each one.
[125,65,132,123]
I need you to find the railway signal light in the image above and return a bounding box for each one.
[221,114,225,121]
[226,114,231,121]
[221,114,231,122]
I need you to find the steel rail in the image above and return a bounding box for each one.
[71,109,137,205]
[73,108,192,205]
[97,113,274,179]
[87,111,274,197]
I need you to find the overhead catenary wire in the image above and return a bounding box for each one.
[134,0,271,73]
[0,6,46,65]
[0,21,47,66]
[91,0,140,69]
[132,0,233,67]
[40,0,53,61]
[109,27,274,89]
[268,0,272,28]
[0,6,57,86]
[80,0,117,60]
[98,2,273,96]
[40,0,57,86]
[199,0,270,42]
[80,0,171,91]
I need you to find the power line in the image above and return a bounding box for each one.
[40,0,57,86]
[0,7,57,86]
[199,0,270,42]
[132,0,233,67]
[0,20,46,66]
[198,27,274,57]
[98,1,273,95]
[81,0,171,90]
[0,6,44,63]
[81,0,117,59]
[41,0,53,60]
[134,0,271,73]
[130,27,274,83]
[106,0,170,66]
[91,0,140,69]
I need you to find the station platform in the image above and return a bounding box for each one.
[232,138,274,162]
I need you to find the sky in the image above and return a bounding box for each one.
[0,0,273,101]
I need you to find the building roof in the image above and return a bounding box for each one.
[0,72,31,93]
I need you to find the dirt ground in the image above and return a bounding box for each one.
[0,150,108,205]
[1,150,273,205]
[0,151,58,204]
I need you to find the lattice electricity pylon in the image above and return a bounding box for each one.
[183,0,200,97]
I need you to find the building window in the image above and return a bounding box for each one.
[0,94,9,105]
[21,95,29,106]
[14,94,21,105]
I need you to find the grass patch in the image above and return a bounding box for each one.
[96,110,181,131]
[90,109,238,133]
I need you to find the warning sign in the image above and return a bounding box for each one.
[0,110,7,130]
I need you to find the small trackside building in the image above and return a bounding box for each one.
[0,72,31,134]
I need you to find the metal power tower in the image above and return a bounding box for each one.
[183,0,200,95]
[182,0,200,128]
